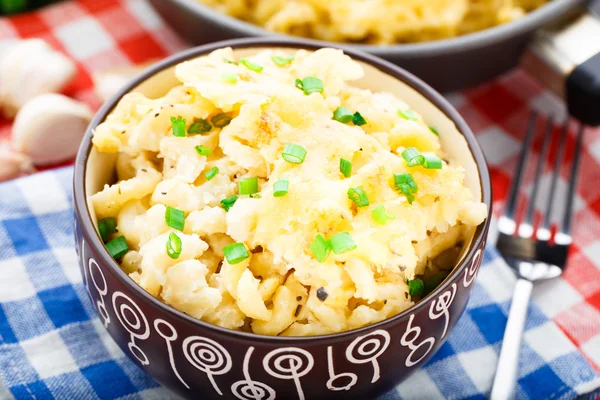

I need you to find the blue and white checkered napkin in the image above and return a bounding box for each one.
[1,167,599,400]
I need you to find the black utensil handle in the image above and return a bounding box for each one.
[567,52,600,125]
[522,6,600,125]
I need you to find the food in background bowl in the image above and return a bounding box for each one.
[89,46,487,336]
[196,0,549,44]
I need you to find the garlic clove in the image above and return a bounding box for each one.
[12,93,93,166]
[0,39,76,118]
[0,149,32,182]
[92,61,156,103]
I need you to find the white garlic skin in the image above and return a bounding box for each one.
[0,39,76,118]
[12,94,92,166]
[0,149,32,182]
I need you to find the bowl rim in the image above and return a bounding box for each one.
[161,0,582,55]
[74,36,492,343]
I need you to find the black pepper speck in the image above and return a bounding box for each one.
[316,287,328,301]
[296,296,302,301]
[294,304,302,317]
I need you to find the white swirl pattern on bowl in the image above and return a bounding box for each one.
[82,248,484,398]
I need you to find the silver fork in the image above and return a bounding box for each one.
[490,112,585,400]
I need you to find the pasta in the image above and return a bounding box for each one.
[196,0,549,44]
[90,47,487,336]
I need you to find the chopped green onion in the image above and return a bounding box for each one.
[166,232,182,259]
[106,236,128,259]
[295,77,324,95]
[239,177,259,195]
[340,158,352,178]
[372,205,395,225]
[333,107,353,124]
[429,126,439,136]
[347,187,370,207]
[352,112,367,126]
[220,195,238,211]
[195,145,211,156]
[170,116,186,137]
[211,113,232,128]
[188,119,211,134]
[165,206,185,231]
[98,217,117,242]
[423,154,443,169]
[240,58,263,72]
[205,167,219,181]
[310,234,331,262]
[282,143,307,164]
[223,242,249,264]
[393,173,418,204]
[223,58,238,65]
[402,147,425,167]
[221,72,238,83]
[273,179,289,197]
[408,278,424,296]
[328,232,357,254]
[272,55,294,66]
[398,109,419,121]
[401,148,442,169]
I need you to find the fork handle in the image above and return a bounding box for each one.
[490,278,533,400]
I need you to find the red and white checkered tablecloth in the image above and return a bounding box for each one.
[0,0,599,384]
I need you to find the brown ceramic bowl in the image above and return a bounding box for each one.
[73,37,492,400]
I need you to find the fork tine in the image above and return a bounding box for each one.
[520,117,554,238]
[504,111,538,223]
[539,123,569,239]
[558,123,585,242]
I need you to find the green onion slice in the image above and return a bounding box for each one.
[393,173,418,204]
[401,148,443,169]
[429,126,439,136]
[239,177,259,195]
[282,143,307,164]
[352,112,367,126]
[220,72,238,83]
[423,154,443,169]
[240,58,263,72]
[188,119,211,134]
[223,242,249,264]
[328,232,357,254]
[165,206,185,231]
[372,205,395,225]
[310,234,331,262]
[166,232,182,259]
[295,76,324,95]
[347,187,370,207]
[333,107,353,124]
[340,158,352,178]
[211,113,232,128]
[205,167,219,181]
[408,278,424,296]
[402,147,425,167]
[273,179,289,197]
[398,109,419,121]
[195,145,211,156]
[223,58,238,65]
[170,116,186,137]
[271,55,294,66]
[106,236,128,259]
[98,217,117,242]
[220,195,238,211]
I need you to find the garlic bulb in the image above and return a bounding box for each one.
[0,39,76,118]
[12,94,92,166]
